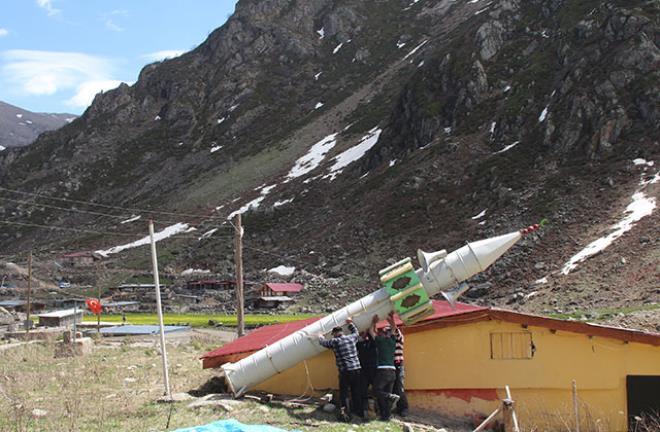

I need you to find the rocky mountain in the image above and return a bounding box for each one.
[0,101,76,149]
[0,0,658,317]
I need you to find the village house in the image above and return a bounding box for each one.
[256,282,304,308]
[60,251,97,267]
[0,299,47,313]
[202,300,660,431]
[37,308,84,328]
[186,279,235,291]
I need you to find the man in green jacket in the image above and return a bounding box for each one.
[369,312,400,420]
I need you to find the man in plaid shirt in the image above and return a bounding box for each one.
[318,317,364,421]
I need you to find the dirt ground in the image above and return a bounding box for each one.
[0,329,461,432]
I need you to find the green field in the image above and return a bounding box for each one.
[83,312,318,328]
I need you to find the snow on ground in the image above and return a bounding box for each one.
[217,117,226,124]
[534,277,548,285]
[633,158,654,167]
[285,133,338,181]
[389,159,397,167]
[26,120,32,125]
[199,228,218,240]
[333,43,344,54]
[314,72,323,80]
[15,114,22,118]
[154,115,161,121]
[227,185,277,220]
[210,145,223,153]
[323,127,382,181]
[181,268,211,276]
[268,265,296,277]
[561,192,657,274]
[96,222,190,256]
[418,60,425,68]
[471,209,487,220]
[489,121,496,135]
[538,106,548,122]
[504,85,512,92]
[494,141,520,154]
[229,104,239,112]
[120,215,142,224]
[640,171,660,186]
[315,102,324,110]
[475,5,491,15]
[397,41,406,49]
[403,40,428,61]
[317,28,325,39]
[273,198,294,208]
[478,220,486,225]
[0,146,5,152]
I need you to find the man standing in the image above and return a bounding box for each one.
[393,326,409,417]
[370,312,400,420]
[357,331,378,417]
[318,317,363,421]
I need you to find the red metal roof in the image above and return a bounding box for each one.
[202,317,319,360]
[265,283,304,293]
[201,300,483,366]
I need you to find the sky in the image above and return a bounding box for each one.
[0,0,238,115]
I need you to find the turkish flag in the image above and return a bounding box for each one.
[85,298,102,315]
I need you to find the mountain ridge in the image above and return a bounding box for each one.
[0,0,658,317]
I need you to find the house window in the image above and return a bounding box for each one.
[490,332,535,359]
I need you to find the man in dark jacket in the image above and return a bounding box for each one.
[357,331,378,417]
[369,312,400,420]
[318,317,363,421]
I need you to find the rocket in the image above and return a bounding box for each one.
[221,225,541,396]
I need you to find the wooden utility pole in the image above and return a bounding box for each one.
[26,251,32,332]
[233,214,245,337]
[149,219,171,399]
[572,380,580,432]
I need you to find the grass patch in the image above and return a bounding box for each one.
[84,313,318,328]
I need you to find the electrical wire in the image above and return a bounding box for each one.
[0,186,233,221]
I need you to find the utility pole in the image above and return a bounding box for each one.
[26,251,32,332]
[233,214,245,337]
[149,219,171,399]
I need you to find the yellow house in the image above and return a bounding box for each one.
[202,301,660,431]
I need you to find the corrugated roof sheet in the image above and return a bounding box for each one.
[265,283,304,293]
[100,325,190,336]
[38,308,83,318]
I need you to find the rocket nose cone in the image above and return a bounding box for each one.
[468,231,522,271]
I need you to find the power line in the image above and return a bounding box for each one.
[0,219,231,241]
[0,186,232,221]
[0,196,187,225]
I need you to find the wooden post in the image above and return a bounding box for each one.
[26,251,32,332]
[502,385,520,432]
[472,407,501,432]
[149,219,172,398]
[572,380,580,432]
[233,214,245,337]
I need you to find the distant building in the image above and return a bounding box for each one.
[255,283,304,309]
[60,251,98,267]
[37,308,83,328]
[259,283,304,297]
[0,299,47,313]
[186,279,235,291]
[102,301,140,313]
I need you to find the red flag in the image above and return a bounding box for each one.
[85,298,102,315]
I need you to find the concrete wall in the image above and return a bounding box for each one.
[254,319,660,431]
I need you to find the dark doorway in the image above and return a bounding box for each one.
[627,375,660,429]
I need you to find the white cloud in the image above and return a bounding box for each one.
[0,28,8,37]
[36,0,60,16]
[66,80,124,108]
[0,50,129,109]
[105,19,124,32]
[142,50,185,62]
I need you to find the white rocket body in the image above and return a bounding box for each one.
[221,231,522,395]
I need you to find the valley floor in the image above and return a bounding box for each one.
[0,330,462,432]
